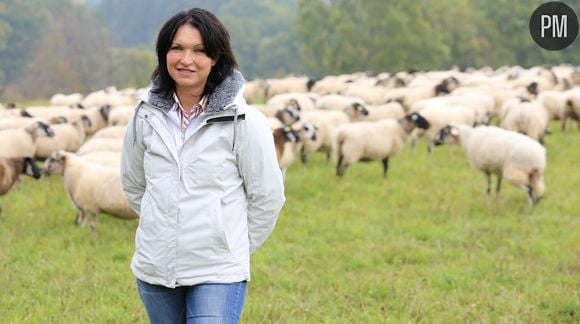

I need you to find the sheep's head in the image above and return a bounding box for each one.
[408,112,430,130]
[282,126,300,143]
[351,102,369,116]
[23,157,41,179]
[433,125,460,146]
[296,122,317,141]
[286,99,301,111]
[42,151,67,176]
[28,121,55,138]
[526,82,539,96]
[276,105,300,125]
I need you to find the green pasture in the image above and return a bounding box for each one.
[0,121,578,323]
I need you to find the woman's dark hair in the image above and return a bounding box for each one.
[151,8,238,99]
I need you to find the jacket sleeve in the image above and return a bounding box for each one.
[120,108,146,215]
[236,108,286,254]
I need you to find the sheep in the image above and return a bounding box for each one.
[50,93,83,106]
[271,103,300,126]
[562,88,580,130]
[79,151,121,167]
[314,94,365,111]
[91,125,127,139]
[26,104,110,134]
[42,150,137,232]
[265,76,316,99]
[34,116,91,159]
[409,103,478,153]
[58,104,111,135]
[273,126,301,163]
[0,156,41,196]
[0,115,66,131]
[272,124,316,176]
[310,76,350,95]
[432,124,546,206]
[334,113,431,177]
[536,90,569,126]
[0,121,55,158]
[0,107,33,118]
[244,79,266,104]
[342,84,386,104]
[107,105,135,126]
[266,92,318,111]
[500,98,549,143]
[77,137,124,156]
[358,102,406,122]
[296,106,368,163]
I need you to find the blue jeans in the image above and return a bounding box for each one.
[137,279,247,324]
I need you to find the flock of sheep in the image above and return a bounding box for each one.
[0,63,578,229]
[248,64,578,206]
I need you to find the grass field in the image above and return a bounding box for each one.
[0,121,578,323]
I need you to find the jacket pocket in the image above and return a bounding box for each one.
[210,198,242,264]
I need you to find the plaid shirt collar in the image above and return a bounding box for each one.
[173,92,209,133]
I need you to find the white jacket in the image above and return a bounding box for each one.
[121,71,285,288]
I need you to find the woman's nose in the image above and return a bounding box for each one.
[181,51,195,64]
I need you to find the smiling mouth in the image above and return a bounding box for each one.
[177,68,195,73]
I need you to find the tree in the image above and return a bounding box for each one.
[7,2,111,100]
[0,0,50,97]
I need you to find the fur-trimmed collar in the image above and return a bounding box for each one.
[144,70,245,114]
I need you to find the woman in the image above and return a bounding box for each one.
[121,8,285,323]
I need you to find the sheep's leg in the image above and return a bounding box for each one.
[560,117,567,131]
[485,172,491,194]
[336,155,346,177]
[77,209,87,227]
[90,212,99,236]
[496,175,502,194]
[427,142,434,155]
[382,158,389,178]
[300,147,308,164]
[325,151,331,162]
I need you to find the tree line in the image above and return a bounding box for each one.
[0,0,578,101]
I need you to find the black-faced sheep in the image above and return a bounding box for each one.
[42,150,137,232]
[335,113,430,177]
[0,121,55,158]
[432,124,546,206]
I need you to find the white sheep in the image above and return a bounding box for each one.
[410,103,478,153]
[107,105,135,126]
[314,94,365,111]
[0,121,55,158]
[266,92,318,111]
[0,115,66,131]
[562,87,580,130]
[79,151,121,167]
[50,93,83,106]
[297,107,368,163]
[77,137,124,156]
[357,102,406,122]
[244,79,266,104]
[334,113,431,177]
[91,125,127,139]
[265,76,315,99]
[42,150,137,232]
[34,116,91,159]
[536,90,569,127]
[432,124,546,206]
[500,99,549,143]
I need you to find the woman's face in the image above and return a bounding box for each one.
[166,24,216,96]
